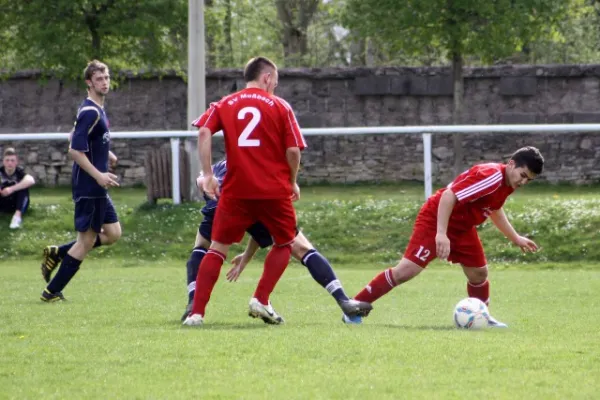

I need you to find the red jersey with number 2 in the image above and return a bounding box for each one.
[420,163,514,231]
[192,88,306,199]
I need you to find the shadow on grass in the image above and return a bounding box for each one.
[179,321,271,331]
[379,324,457,331]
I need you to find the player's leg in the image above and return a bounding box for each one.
[347,224,434,323]
[9,189,29,228]
[41,229,96,302]
[41,198,105,301]
[41,198,116,282]
[452,228,507,328]
[249,199,297,324]
[181,229,211,321]
[185,196,251,325]
[291,231,372,317]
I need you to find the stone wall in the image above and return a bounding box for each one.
[1,65,600,186]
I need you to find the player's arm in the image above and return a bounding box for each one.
[108,151,118,169]
[226,237,261,282]
[281,100,306,201]
[68,149,119,188]
[69,110,118,188]
[489,208,539,253]
[435,189,457,260]
[286,147,301,201]
[194,103,222,200]
[10,172,35,192]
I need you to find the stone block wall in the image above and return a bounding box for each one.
[1,64,600,186]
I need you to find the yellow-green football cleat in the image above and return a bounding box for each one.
[40,289,66,302]
[41,245,61,283]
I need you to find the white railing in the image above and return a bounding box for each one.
[2,123,599,203]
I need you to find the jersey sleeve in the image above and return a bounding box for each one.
[449,166,503,204]
[278,99,306,150]
[70,108,100,152]
[15,167,26,181]
[192,102,222,134]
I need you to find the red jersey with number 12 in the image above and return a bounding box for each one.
[420,163,514,231]
[192,88,306,199]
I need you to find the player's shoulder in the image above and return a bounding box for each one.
[469,163,503,178]
[271,95,293,111]
[77,99,101,118]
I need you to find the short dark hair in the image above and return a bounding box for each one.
[243,57,277,82]
[83,60,109,81]
[3,147,16,157]
[510,146,544,175]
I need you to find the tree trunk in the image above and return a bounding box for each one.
[451,51,464,177]
[223,0,234,66]
[275,0,320,65]
[204,0,215,67]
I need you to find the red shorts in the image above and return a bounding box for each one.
[211,196,297,246]
[404,222,487,268]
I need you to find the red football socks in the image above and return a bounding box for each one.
[253,245,292,305]
[191,250,226,316]
[467,279,490,305]
[354,268,397,303]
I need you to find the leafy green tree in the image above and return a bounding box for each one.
[0,0,187,80]
[343,0,567,174]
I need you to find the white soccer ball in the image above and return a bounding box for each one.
[453,297,489,330]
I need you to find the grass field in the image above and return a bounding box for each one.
[1,184,599,399]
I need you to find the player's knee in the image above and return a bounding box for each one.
[103,225,122,245]
[465,266,488,284]
[79,235,97,251]
[392,259,423,284]
[291,241,312,260]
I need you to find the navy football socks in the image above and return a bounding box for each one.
[301,249,350,302]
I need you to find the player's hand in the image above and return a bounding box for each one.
[96,172,119,189]
[109,152,118,169]
[291,182,300,202]
[196,175,204,190]
[513,235,539,253]
[435,233,451,260]
[226,254,249,282]
[0,186,14,197]
[203,174,220,200]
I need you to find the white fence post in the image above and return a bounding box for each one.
[423,133,432,199]
[170,138,181,205]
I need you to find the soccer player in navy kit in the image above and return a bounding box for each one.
[40,60,122,301]
[181,159,372,321]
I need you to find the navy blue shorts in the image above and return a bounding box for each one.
[199,205,274,248]
[74,197,119,233]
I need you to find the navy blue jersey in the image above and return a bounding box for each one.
[0,166,25,189]
[202,159,227,209]
[70,98,111,201]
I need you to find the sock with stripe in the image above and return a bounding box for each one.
[354,268,397,303]
[253,245,292,305]
[46,254,83,294]
[191,250,226,317]
[467,279,490,305]
[186,246,207,304]
[301,249,349,302]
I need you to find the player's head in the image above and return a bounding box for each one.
[244,57,278,94]
[2,147,18,174]
[506,146,544,189]
[84,60,110,97]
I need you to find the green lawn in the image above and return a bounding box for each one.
[2,184,599,399]
[1,183,600,264]
[1,260,598,399]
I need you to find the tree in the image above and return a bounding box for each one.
[0,0,187,80]
[275,0,321,65]
[343,0,567,175]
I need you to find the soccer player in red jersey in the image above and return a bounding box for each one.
[184,57,307,326]
[347,146,545,327]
